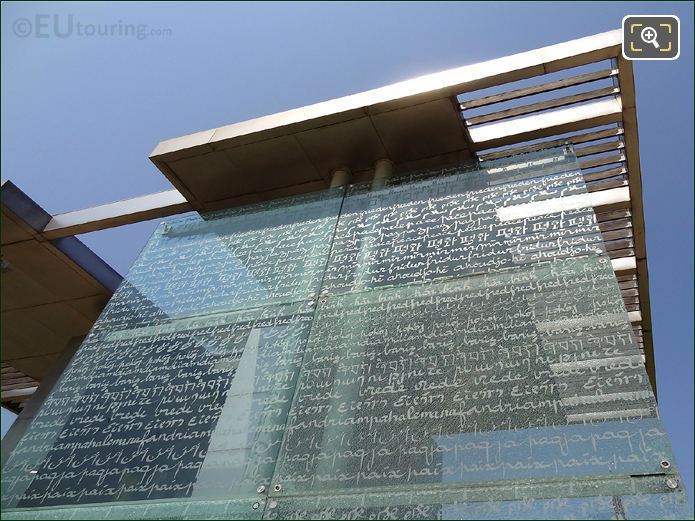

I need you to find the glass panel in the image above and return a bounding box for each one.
[1,188,344,513]
[4,306,311,508]
[270,270,667,492]
[323,149,592,294]
[267,148,690,518]
[3,148,690,519]
[621,493,694,520]
[93,189,344,333]
[262,475,681,520]
[1,498,265,520]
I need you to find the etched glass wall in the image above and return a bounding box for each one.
[2,148,691,519]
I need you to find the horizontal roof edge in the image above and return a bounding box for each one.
[150,29,622,161]
[1,180,123,292]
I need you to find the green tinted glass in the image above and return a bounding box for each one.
[2,148,689,519]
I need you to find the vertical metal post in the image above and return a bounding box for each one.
[372,158,395,189]
[329,167,351,188]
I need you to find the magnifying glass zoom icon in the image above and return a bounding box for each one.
[640,26,660,48]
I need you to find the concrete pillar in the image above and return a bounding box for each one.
[372,158,395,188]
[329,167,351,188]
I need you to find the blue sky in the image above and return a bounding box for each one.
[2,1,693,508]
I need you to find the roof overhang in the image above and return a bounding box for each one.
[7,29,656,394]
[149,30,622,211]
[1,181,121,412]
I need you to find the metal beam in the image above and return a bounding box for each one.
[616,56,655,395]
[460,68,619,110]
[469,97,623,150]
[466,86,619,126]
[478,127,624,161]
[576,140,625,158]
[584,166,627,182]
[2,387,38,399]
[43,189,192,239]
[580,152,626,170]
[611,256,637,273]
[497,186,630,222]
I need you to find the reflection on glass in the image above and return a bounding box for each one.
[1,190,344,511]
[1,148,689,520]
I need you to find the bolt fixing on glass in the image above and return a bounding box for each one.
[665,477,679,490]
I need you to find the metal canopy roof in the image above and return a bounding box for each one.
[1,181,121,412]
[3,29,657,400]
[144,29,654,391]
[149,30,621,212]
